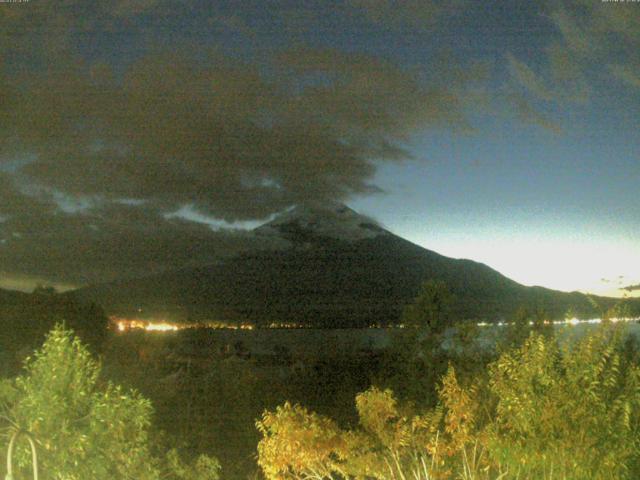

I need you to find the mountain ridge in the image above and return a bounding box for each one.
[71,203,623,326]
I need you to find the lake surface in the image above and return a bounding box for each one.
[118,319,640,357]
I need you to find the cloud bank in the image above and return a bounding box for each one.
[504,1,639,129]
[0,1,482,285]
[0,0,637,287]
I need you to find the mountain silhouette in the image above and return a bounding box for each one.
[72,203,619,327]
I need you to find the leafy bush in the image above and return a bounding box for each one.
[256,388,444,479]
[0,325,220,480]
[487,326,640,479]
[402,280,452,333]
[257,324,640,479]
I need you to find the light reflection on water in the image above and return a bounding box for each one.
[112,318,640,357]
[469,318,640,351]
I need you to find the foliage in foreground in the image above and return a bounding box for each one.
[0,325,220,480]
[257,324,640,479]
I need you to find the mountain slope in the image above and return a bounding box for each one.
[0,287,108,374]
[73,204,619,327]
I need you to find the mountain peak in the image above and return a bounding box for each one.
[254,201,388,242]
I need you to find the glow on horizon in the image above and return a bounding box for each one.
[0,272,78,293]
[405,230,640,298]
[351,194,640,299]
[2,206,639,299]
[477,316,638,328]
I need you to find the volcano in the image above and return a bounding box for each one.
[72,203,614,327]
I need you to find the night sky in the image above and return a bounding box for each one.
[0,0,638,297]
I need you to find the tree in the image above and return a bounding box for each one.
[257,324,640,480]
[605,300,634,321]
[379,280,453,406]
[501,306,531,349]
[0,291,108,378]
[164,449,221,480]
[0,325,159,479]
[0,325,220,480]
[402,280,452,333]
[487,326,640,479]
[32,285,57,297]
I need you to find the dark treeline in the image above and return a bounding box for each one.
[0,286,107,375]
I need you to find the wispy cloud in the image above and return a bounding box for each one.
[622,283,640,292]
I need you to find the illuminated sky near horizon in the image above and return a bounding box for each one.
[0,0,638,297]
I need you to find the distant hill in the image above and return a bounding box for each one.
[0,286,108,374]
[0,286,28,303]
[73,203,624,327]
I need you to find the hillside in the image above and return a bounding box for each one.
[73,203,620,327]
[0,286,108,374]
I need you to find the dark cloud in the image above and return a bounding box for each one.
[550,2,640,90]
[2,0,634,287]
[504,1,638,127]
[349,0,466,29]
[0,0,162,62]
[0,173,57,219]
[504,90,561,134]
[622,284,640,292]
[507,54,554,102]
[1,1,483,285]
[0,198,286,286]
[4,45,479,221]
[609,63,640,90]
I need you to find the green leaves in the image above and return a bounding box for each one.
[256,402,350,479]
[256,324,640,479]
[164,449,221,480]
[0,325,221,480]
[402,280,452,333]
[2,325,160,479]
[486,325,640,479]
